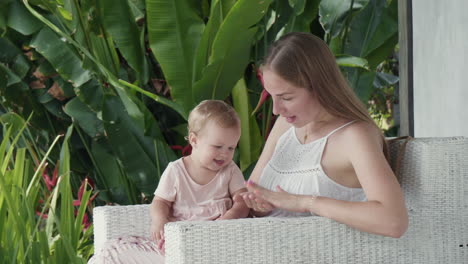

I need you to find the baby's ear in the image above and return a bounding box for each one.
[188,132,197,146]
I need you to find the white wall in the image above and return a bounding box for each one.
[412,0,468,137]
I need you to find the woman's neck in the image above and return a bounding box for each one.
[305,111,340,131]
[300,114,347,143]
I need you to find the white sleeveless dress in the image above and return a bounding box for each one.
[259,121,367,217]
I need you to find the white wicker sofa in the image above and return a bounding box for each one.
[92,137,468,263]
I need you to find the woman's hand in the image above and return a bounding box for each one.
[240,189,275,214]
[245,180,313,213]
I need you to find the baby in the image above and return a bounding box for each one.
[88,100,248,264]
[150,99,250,252]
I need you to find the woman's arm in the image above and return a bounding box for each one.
[248,117,290,182]
[242,117,290,216]
[311,123,408,237]
[247,123,408,238]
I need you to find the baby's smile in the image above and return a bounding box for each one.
[213,159,225,166]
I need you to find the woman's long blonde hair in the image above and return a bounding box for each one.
[263,32,388,157]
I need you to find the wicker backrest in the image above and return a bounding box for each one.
[387,137,468,262]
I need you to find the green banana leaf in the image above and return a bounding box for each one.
[214,0,237,16]
[0,37,31,80]
[91,139,137,204]
[288,0,320,33]
[192,28,255,101]
[319,0,369,39]
[74,79,103,112]
[344,0,398,69]
[7,1,42,35]
[336,55,369,69]
[0,6,6,35]
[289,0,306,15]
[63,97,104,138]
[102,95,176,195]
[0,66,7,99]
[146,0,205,112]
[65,0,120,76]
[232,78,262,172]
[102,95,156,194]
[0,63,22,87]
[118,79,188,120]
[99,0,149,83]
[347,69,376,103]
[373,72,399,89]
[264,1,294,44]
[209,0,273,64]
[193,0,273,102]
[192,0,224,83]
[30,27,91,87]
[88,33,121,76]
[128,0,145,20]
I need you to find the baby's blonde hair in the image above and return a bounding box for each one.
[187,100,240,137]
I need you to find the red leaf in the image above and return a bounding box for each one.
[170,145,183,151]
[182,144,192,156]
[251,68,271,115]
[41,163,58,191]
[74,177,97,207]
[252,89,270,115]
[170,144,192,156]
[36,211,48,219]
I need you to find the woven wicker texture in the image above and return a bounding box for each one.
[93,204,151,252]
[93,137,468,263]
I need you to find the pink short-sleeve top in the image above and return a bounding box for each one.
[154,158,245,221]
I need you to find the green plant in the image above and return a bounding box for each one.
[0,0,400,206]
[318,0,400,133]
[1,0,178,204]
[0,113,93,263]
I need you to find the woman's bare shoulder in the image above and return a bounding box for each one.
[334,121,384,151]
[265,117,292,143]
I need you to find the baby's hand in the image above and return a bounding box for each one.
[150,217,169,252]
[218,193,250,220]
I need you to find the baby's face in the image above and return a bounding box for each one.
[191,121,241,172]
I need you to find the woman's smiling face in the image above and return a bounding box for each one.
[262,69,323,128]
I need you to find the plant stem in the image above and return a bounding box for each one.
[341,0,355,54]
[73,0,93,52]
[26,134,63,196]
[74,126,107,188]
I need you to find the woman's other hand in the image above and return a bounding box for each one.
[240,191,274,215]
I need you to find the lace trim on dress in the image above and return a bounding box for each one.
[268,163,321,175]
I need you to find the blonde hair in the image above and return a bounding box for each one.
[187,100,240,137]
[263,32,388,157]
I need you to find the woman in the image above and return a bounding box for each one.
[241,32,408,238]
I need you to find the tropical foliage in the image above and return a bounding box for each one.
[0,0,399,207]
[0,113,93,263]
